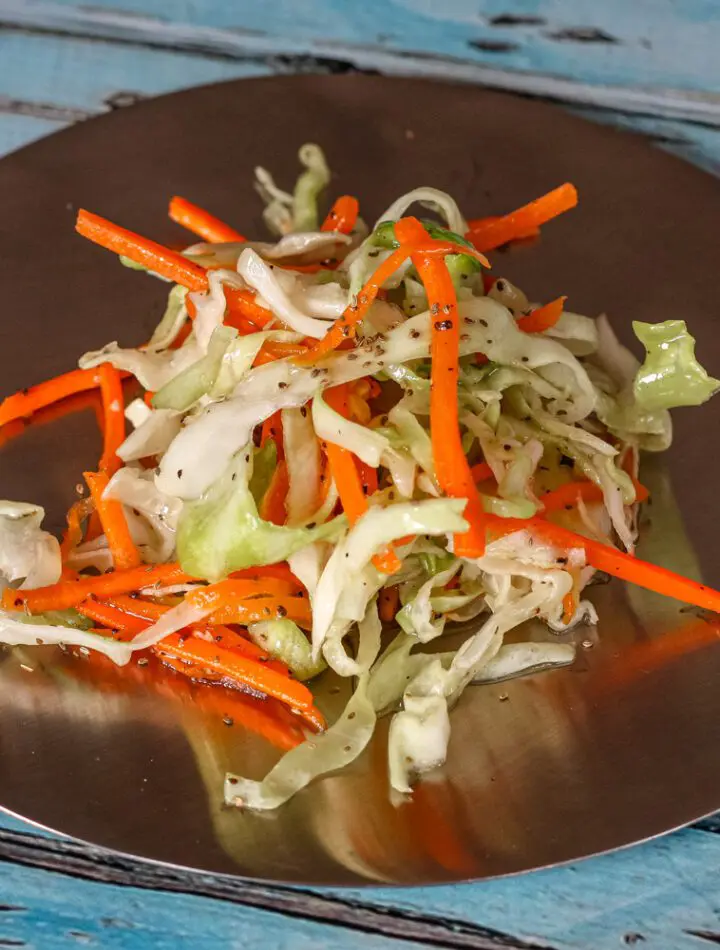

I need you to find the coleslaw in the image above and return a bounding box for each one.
[0,144,718,809]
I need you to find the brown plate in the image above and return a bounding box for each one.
[0,75,719,886]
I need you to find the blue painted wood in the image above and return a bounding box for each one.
[0,114,61,157]
[0,857,424,950]
[7,0,720,94]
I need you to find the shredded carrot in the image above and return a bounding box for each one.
[323,384,401,574]
[231,563,304,587]
[169,196,245,243]
[260,461,289,525]
[487,514,720,614]
[75,599,317,723]
[466,183,578,253]
[0,389,104,454]
[77,209,265,332]
[84,471,141,571]
[60,497,95,559]
[540,478,649,514]
[97,363,125,476]
[4,563,193,614]
[77,209,208,289]
[253,340,310,367]
[516,296,566,334]
[209,595,312,629]
[156,633,325,726]
[396,217,487,557]
[379,586,400,623]
[470,461,494,484]
[562,590,577,624]
[321,195,359,234]
[224,289,274,328]
[80,596,290,674]
[0,367,103,428]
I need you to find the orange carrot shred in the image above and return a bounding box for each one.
[321,195,359,234]
[97,363,125,476]
[84,471,141,571]
[260,461,289,525]
[169,196,245,243]
[323,385,402,575]
[516,296,566,334]
[0,367,103,428]
[396,216,487,557]
[4,563,193,614]
[466,183,578,253]
[379,586,400,623]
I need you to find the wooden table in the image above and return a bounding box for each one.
[1,2,720,947]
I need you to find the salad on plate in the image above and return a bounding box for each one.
[0,144,718,809]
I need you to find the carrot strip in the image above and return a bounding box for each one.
[76,209,265,332]
[396,217,486,557]
[60,497,95,559]
[321,195,359,234]
[169,196,245,244]
[253,340,310,367]
[466,183,578,253]
[4,563,193,614]
[225,289,274,328]
[209,596,312,628]
[231,563,303,587]
[379,586,400,623]
[487,514,720,614]
[260,461,289,525]
[84,471,141,571]
[76,600,307,715]
[97,363,125,476]
[85,596,291,674]
[155,633,324,725]
[0,367,103,428]
[76,210,208,289]
[78,598,148,636]
[323,385,401,574]
[516,296,566,334]
[540,479,649,513]
[470,461,494,484]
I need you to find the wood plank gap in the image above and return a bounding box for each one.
[2,1,720,128]
[0,95,91,123]
[0,828,557,950]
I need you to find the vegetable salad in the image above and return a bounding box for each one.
[0,144,718,809]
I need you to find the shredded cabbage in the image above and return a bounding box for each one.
[632,319,720,411]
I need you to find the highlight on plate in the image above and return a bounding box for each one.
[1,144,718,809]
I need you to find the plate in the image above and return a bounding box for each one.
[0,75,719,886]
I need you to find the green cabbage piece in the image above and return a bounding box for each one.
[176,450,345,582]
[292,144,330,231]
[248,441,277,508]
[632,320,719,411]
[248,619,326,681]
[152,325,237,411]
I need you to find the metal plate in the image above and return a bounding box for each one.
[0,75,719,886]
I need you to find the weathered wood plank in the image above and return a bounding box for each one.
[0,858,436,950]
[2,0,720,124]
[1,29,720,174]
[1,811,720,949]
[0,113,61,157]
